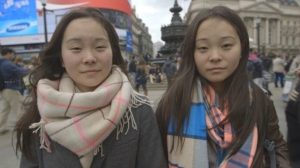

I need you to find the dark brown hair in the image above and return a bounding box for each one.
[13,56,23,64]
[14,7,127,160]
[156,6,268,159]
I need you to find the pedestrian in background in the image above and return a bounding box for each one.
[13,56,26,95]
[14,8,166,168]
[273,54,285,88]
[247,48,264,89]
[156,6,290,168]
[155,64,163,84]
[14,56,25,68]
[135,58,148,96]
[149,62,156,83]
[128,56,137,88]
[162,56,177,87]
[0,48,31,135]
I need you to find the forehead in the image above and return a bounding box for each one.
[196,18,238,38]
[63,18,108,40]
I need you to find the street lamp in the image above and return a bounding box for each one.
[256,17,261,55]
[41,0,48,44]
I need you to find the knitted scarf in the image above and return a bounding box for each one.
[30,66,149,168]
[167,80,258,168]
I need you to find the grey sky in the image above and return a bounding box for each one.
[131,0,191,44]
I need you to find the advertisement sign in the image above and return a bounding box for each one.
[46,0,131,15]
[126,31,133,52]
[115,28,133,52]
[100,8,132,30]
[0,0,38,37]
[0,0,133,54]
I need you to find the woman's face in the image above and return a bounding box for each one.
[61,18,113,92]
[194,18,241,88]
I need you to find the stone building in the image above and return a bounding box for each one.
[131,7,153,58]
[185,0,300,54]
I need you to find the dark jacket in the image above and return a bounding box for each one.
[247,59,263,79]
[207,99,290,168]
[0,58,29,92]
[285,81,300,161]
[20,101,167,168]
[162,60,176,79]
[128,60,136,73]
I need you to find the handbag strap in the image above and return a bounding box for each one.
[264,102,276,168]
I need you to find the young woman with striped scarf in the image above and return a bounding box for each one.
[14,8,167,168]
[156,6,291,168]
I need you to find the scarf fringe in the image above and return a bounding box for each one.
[29,120,52,153]
[116,90,151,140]
[93,143,104,157]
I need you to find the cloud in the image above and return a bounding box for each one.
[131,0,191,43]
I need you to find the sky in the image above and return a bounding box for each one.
[131,0,191,44]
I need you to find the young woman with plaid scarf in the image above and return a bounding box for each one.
[156,6,291,168]
[14,8,167,168]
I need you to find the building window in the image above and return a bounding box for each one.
[286,37,289,45]
[280,37,282,45]
[292,37,295,46]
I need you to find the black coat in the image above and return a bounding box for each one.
[285,81,300,161]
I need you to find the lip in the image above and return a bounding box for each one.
[82,69,100,73]
[208,67,225,72]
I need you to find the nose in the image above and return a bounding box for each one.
[82,50,97,64]
[209,49,222,62]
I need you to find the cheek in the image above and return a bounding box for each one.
[194,57,205,72]
[62,55,78,70]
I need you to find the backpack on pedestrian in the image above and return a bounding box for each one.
[247,60,263,79]
[260,56,272,71]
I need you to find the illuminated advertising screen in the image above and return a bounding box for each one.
[0,0,38,37]
[0,0,133,53]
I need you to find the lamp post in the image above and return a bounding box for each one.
[256,17,261,55]
[41,0,48,44]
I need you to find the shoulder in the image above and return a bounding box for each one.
[131,95,154,120]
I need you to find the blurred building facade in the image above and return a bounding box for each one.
[131,6,153,58]
[185,0,300,54]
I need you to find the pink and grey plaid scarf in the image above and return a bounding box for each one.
[30,65,149,168]
[168,80,258,168]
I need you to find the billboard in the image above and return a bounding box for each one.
[0,0,38,37]
[126,31,133,52]
[0,0,133,53]
[46,0,131,16]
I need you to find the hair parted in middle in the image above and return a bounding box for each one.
[14,7,128,160]
[156,5,268,160]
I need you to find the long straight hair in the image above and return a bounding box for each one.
[156,6,268,159]
[14,7,128,160]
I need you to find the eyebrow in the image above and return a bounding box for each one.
[65,37,109,43]
[196,36,236,42]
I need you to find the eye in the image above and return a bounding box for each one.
[71,47,81,51]
[197,47,208,52]
[96,46,105,49]
[222,44,233,49]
